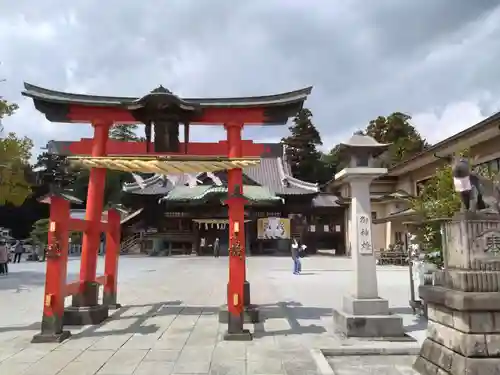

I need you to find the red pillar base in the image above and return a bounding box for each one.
[219,281,260,323]
[31,315,71,343]
[223,314,253,341]
[103,294,121,310]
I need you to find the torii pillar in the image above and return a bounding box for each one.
[223,122,252,340]
[64,120,112,325]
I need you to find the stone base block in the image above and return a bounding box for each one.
[223,329,253,341]
[333,308,405,338]
[106,303,122,310]
[342,295,389,315]
[218,304,260,323]
[414,338,500,375]
[63,304,109,326]
[31,330,71,344]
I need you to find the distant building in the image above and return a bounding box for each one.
[120,145,346,255]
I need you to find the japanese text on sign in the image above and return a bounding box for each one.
[357,214,373,255]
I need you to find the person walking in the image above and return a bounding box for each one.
[13,241,23,263]
[0,239,8,275]
[213,237,220,258]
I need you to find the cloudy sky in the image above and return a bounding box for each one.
[1,0,500,158]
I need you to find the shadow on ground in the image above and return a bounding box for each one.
[2,300,425,342]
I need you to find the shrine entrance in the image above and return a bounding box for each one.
[23,83,311,342]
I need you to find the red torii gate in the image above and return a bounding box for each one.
[23,83,311,341]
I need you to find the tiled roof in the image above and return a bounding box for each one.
[122,174,194,195]
[123,156,319,196]
[244,157,318,195]
[159,185,282,203]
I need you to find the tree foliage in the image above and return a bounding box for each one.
[281,108,328,183]
[72,169,132,208]
[30,218,50,245]
[30,217,81,246]
[0,98,18,122]
[34,152,81,194]
[324,112,430,175]
[109,124,140,141]
[0,132,33,206]
[365,112,430,166]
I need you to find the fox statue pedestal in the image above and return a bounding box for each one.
[414,212,500,375]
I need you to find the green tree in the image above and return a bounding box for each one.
[281,108,325,183]
[0,133,34,206]
[109,124,140,141]
[0,98,18,122]
[34,152,81,194]
[72,168,131,208]
[365,112,430,166]
[30,218,50,246]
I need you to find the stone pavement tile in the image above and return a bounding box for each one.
[209,360,246,375]
[395,365,419,375]
[56,336,102,351]
[0,347,23,362]
[247,358,284,375]
[22,349,82,375]
[173,345,213,374]
[133,360,175,375]
[173,360,211,374]
[121,335,159,349]
[212,342,246,362]
[7,347,54,363]
[143,349,180,362]
[185,332,218,347]
[154,333,189,349]
[97,349,148,374]
[0,359,33,375]
[74,349,116,364]
[177,345,214,362]
[274,336,308,350]
[58,361,106,375]
[89,335,133,350]
[246,343,281,362]
[282,359,319,375]
[263,318,291,332]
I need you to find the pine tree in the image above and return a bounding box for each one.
[109,124,139,141]
[281,108,324,183]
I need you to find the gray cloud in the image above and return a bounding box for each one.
[1,0,500,156]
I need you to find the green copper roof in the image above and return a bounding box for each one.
[161,185,282,203]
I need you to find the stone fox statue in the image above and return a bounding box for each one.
[437,153,500,213]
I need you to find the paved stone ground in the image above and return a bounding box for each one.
[0,256,425,374]
[327,355,417,375]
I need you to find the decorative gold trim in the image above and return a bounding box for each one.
[67,155,261,173]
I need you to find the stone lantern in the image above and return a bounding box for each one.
[332,134,406,338]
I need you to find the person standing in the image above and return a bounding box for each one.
[213,237,220,258]
[291,238,301,275]
[13,241,23,263]
[0,240,8,275]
